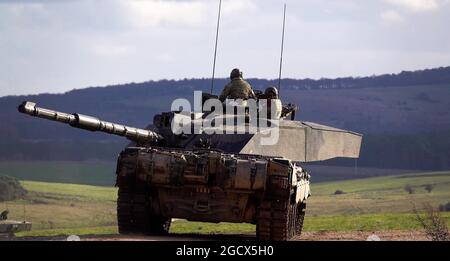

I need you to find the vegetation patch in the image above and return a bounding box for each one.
[404,184,415,194]
[0,175,27,202]
[439,202,450,212]
[5,171,450,238]
[413,203,449,241]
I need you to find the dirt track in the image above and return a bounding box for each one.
[14,230,429,241]
[298,230,428,241]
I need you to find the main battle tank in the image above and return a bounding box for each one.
[18,93,362,241]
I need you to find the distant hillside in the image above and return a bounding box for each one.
[279,66,450,90]
[0,66,449,171]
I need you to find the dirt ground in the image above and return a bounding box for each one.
[297,230,428,241]
[11,230,429,241]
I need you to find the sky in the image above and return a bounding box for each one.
[0,0,449,96]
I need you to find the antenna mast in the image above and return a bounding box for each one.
[278,4,287,96]
[210,0,222,94]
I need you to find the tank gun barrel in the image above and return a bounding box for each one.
[18,101,163,143]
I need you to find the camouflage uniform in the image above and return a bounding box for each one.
[219,77,256,102]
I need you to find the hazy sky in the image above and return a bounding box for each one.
[1,0,449,96]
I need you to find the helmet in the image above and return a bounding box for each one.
[264,86,279,99]
[230,68,243,79]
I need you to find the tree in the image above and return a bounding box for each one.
[404,185,415,194]
[0,176,27,202]
[424,184,434,193]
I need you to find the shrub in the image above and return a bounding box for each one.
[334,190,345,195]
[439,202,450,212]
[0,175,27,202]
[31,199,49,205]
[404,185,415,194]
[413,203,449,241]
[424,184,434,193]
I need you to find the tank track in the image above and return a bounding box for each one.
[256,173,306,241]
[256,201,306,241]
[117,175,171,235]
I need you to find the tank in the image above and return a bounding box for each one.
[17,94,362,241]
[0,219,32,239]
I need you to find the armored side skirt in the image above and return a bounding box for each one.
[116,147,310,224]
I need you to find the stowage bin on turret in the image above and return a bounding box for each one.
[18,95,362,241]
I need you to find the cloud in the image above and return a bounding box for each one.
[383,0,441,12]
[380,10,404,24]
[119,0,256,29]
[91,43,132,57]
[120,0,208,29]
[221,0,256,14]
[1,0,450,96]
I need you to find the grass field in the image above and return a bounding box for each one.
[3,171,449,238]
[0,161,116,186]
[307,171,450,215]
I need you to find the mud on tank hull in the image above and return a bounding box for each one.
[115,147,310,241]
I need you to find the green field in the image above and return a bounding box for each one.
[2,171,449,238]
[0,161,116,186]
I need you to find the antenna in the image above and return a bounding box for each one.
[277,3,287,96]
[210,0,222,94]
